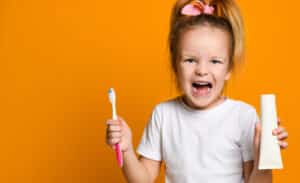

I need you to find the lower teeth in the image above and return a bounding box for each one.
[194,87,211,92]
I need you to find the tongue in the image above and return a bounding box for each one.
[192,86,210,96]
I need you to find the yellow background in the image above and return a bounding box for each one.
[0,0,298,182]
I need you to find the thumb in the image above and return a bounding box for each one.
[118,116,129,128]
[254,122,261,164]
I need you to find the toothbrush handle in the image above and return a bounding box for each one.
[115,143,123,167]
[111,105,123,167]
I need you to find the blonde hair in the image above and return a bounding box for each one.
[169,0,244,73]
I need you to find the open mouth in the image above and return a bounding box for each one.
[192,81,212,96]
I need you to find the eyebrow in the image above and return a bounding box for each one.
[181,55,196,59]
[181,55,227,62]
[180,54,198,59]
[212,57,226,62]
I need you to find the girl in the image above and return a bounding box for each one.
[106,0,288,182]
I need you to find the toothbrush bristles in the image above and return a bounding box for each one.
[108,88,116,103]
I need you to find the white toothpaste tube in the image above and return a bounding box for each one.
[258,94,283,169]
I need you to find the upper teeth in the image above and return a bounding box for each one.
[196,82,209,85]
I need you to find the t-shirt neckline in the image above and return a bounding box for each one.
[177,95,232,115]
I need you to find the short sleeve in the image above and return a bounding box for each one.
[240,108,259,162]
[136,105,162,161]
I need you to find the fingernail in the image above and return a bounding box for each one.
[278,142,285,148]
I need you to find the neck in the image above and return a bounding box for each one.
[181,95,226,110]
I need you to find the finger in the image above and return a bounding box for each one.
[272,126,283,135]
[278,141,288,149]
[277,132,288,140]
[111,144,116,150]
[107,124,122,132]
[106,119,121,125]
[118,117,127,126]
[119,117,131,130]
[106,136,119,148]
[107,137,121,145]
[272,126,285,135]
[108,131,122,138]
[108,143,117,150]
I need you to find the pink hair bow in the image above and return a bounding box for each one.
[181,0,214,16]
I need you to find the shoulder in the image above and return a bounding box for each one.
[152,96,181,114]
[228,98,257,115]
[228,98,259,129]
[148,96,181,125]
[228,98,258,124]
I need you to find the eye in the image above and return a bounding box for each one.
[211,59,222,64]
[184,58,196,63]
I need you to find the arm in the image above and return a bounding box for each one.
[243,123,272,183]
[106,117,161,183]
[243,119,288,183]
[122,150,161,183]
[243,161,272,183]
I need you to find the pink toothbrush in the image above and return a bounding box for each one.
[108,88,123,167]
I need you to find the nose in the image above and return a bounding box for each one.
[195,61,208,76]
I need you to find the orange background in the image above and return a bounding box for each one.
[0,0,299,182]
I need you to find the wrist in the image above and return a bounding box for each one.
[123,145,135,156]
[251,162,272,175]
[251,169,272,176]
[248,168,272,183]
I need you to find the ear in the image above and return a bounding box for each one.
[225,70,231,81]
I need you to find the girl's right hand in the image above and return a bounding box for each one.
[105,117,133,153]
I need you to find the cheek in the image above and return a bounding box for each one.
[179,69,192,86]
[176,64,187,80]
[175,69,190,90]
[215,70,230,84]
[176,73,186,87]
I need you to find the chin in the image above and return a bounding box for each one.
[184,94,212,109]
[185,90,224,110]
[192,98,214,109]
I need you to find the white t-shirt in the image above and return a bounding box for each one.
[137,96,259,183]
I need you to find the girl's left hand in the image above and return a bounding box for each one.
[272,119,288,149]
[253,119,288,166]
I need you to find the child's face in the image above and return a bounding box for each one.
[176,25,231,109]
